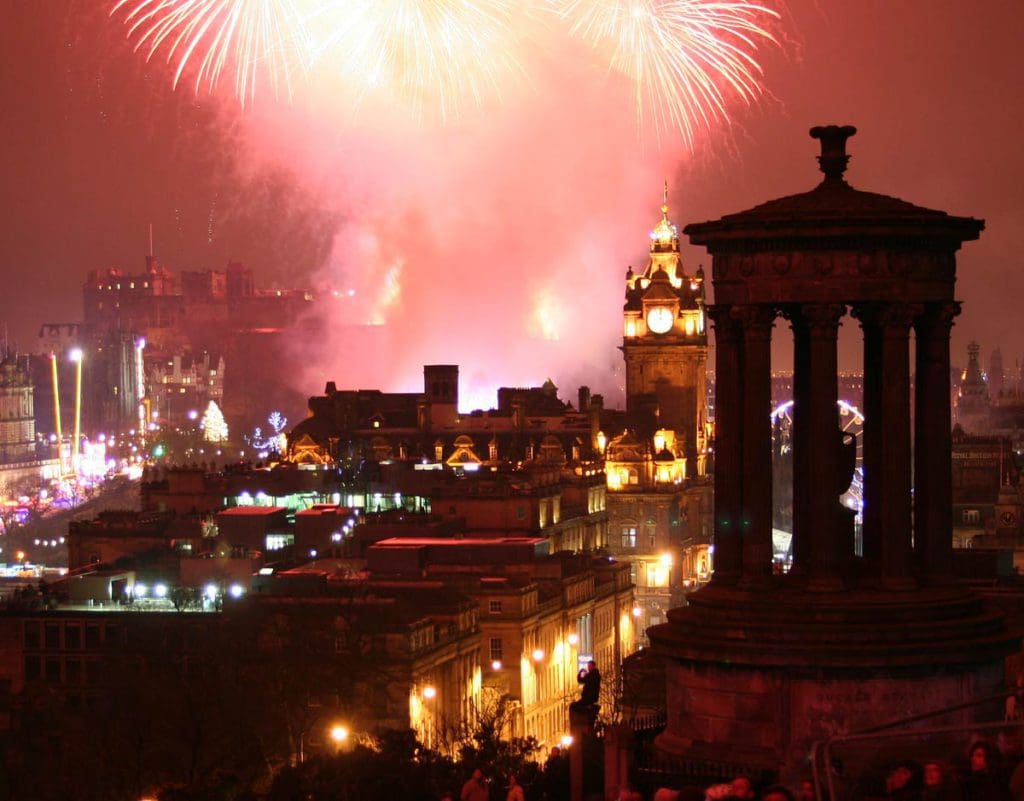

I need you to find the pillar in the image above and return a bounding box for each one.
[857,303,919,589]
[914,302,960,580]
[734,305,775,585]
[801,304,845,591]
[708,306,742,585]
[786,308,811,574]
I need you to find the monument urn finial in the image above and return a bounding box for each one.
[809,124,857,182]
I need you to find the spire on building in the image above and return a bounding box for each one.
[650,181,679,250]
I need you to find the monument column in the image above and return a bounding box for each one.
[734,305,775,585]
[914,302,960,580]
[801,303,845,591]
[859,303,919,589]
[708,305,743,584]
[786,308,811,574]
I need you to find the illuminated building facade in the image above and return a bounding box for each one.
[82,255,314,432]
[606,191,714,640]
[289,365,604,469]
[0,353,59,497]
[364,537,635,751]
[0,355,37,465]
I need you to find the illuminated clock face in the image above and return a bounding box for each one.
[646,307,674,334]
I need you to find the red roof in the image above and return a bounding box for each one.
[217,506,287,516]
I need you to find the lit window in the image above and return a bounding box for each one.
[489,638,503,661]
[621,527,637,548]
[489,600,503,614]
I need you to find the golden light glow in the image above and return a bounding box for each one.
[561,734,574,747]
[567,633,579,646]
[491,659,503,670]
[532,288,562,341]
[330,724,349,743]
[422,685,437,699]
[532,648,545,662]
[659,552,673,566]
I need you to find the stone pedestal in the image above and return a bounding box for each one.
[650,584,1012,775]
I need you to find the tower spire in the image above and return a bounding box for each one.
[662,179,669,218]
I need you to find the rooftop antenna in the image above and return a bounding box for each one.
[148,222,154,258]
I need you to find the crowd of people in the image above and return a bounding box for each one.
[863,738,1021,800]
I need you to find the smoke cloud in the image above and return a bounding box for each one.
[236,19,754,411]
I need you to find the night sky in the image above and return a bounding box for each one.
[1,1,1021,405]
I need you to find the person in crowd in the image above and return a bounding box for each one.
[963,740,1012,801]
[506,774,525,801]
[703,784,734,800]
[921,760,962,801]
[729,776,756,800]
[762,786,796,801]
[578,660,601,705]
[461,768,489,801]
[795,779,816,801]
[654,787,681,801]
[885,760,923,800]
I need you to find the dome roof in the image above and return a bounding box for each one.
[685,126,983,247]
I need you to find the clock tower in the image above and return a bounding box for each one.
[622,185,708,469]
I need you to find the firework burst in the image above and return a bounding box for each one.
[554,0,778,144]
[110,0,312,106]
[310,0,522,121]
[110,0,780,142]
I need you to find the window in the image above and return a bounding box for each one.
[65,659,82,685]
[266,533,295,551]
[963,509,981,525]
[45,624,60,649]
[45,659,60,683]
[23,622,40,649]
[621,526,637,548]
[24,657,41,682]
[488,600,503,614]
[489,638,503,662]
[65,625,81,650]
[85,625,100,649]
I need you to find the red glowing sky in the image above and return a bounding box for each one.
[1,1,1021,413]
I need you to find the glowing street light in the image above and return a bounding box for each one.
[422,686,437,700]
[560,735,574,748]
[329,724,349,743]
[632,606,643,618]
[491,660,503,671]
[49,352,63,473]
[532,648,545,662]
[69,348,83,474]
[567,633,579,646]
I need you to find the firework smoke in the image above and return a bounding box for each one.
[105,0,785,410]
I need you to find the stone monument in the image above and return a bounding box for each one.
[648,125,1019,774]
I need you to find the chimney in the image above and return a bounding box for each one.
[578,385,591,412]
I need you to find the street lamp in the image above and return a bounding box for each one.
[49,352,63,473]
[329,724,349,745]
[69,348,83,475]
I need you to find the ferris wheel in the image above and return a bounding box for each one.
[770,399,865,529]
